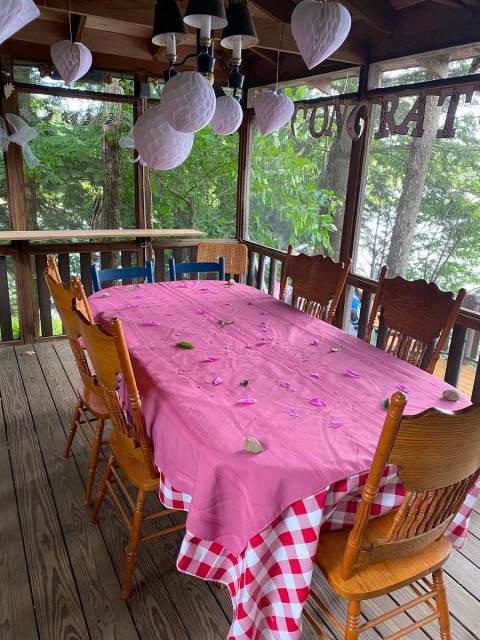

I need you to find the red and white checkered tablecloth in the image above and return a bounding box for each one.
[159,467,480,640]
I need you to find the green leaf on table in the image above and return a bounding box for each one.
[177,341,195,349]
[241,379,250,387]
[383,398,390,410]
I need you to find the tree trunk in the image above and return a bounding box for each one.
[386,55,449,277]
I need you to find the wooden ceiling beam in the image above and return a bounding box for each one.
[249,0,295,23]
[342,0,397,33]
[71,14,87,42]
[35,0,155,26]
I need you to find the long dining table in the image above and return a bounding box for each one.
[89,279,479,640]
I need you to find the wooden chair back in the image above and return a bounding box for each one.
[196,242,248,276]
[44,272,95,390]
[279,245,352,323]
[169,257,226,281]
[341,391,480,580]
[91,260,154,292]
[74,309,157,479]
[46,254,62,283]
[365,266,466,373]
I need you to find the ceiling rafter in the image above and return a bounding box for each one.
[342,0,397,33]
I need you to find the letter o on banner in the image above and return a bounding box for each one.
[347,100,372,141]
[309,104,330,139]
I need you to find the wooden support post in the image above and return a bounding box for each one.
[444,323,467,387]
[236,112,253,241]
[12,241,37,343]
[336,65,372,329]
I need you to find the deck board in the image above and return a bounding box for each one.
[1,342,480,640]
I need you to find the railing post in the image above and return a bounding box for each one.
[444,323,467,387]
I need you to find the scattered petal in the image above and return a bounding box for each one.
[165,312,173,316]
[127,303,137,308]
[21,350,35,356]
[246,344,255,349]
[259,321,270,331]
[281,381,291,388]
[310,397,327,407]
[199,309,208,315]
[179,283,190,288]
[147,319,159,326]
[247,301,254,306]
[256,341,267,347]
[330,346,344,352]
[383,398,390,409]
[310,372,321,379]
[260,311,270,316]
[205,356,220,362]
[244,436,262,454]
[100,293,110,298]
[311,338,320,346]
[237,398,257,405]
[241,379,250,387]
[213,377,223,386]
[327,420,343,429]
[136,294,145,298]
[286,407,301,419]
[345,369,360,378]
[177,341,194,349]
[397,383,410,394]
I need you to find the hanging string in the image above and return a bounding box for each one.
[67,0,73,43]
[275,50,280,93]
[276,23,286,93]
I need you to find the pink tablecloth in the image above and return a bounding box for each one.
[89,280,478,639]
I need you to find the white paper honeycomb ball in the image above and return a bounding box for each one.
[162,71,216,134]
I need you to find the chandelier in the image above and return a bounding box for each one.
[152,0,258,92]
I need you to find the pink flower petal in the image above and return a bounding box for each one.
[127,303,137,308]
[310,372,321,379]
[256,341,267,347]
[205,356,220,362]
[147,319,159,326]
[136,294,145,298]
[199,309,208,315]
[237,398,257,405]
[310,397,327,407]
[247,301,254,306]
[260,311,270,316]
[281,381,291,388]
[165,312,173,316]
[398,383,410,394]
[286,407,301,419]
[214,377,223,386]
[327,420,343,429]
[311,338,320,346]
[345,369,360,378]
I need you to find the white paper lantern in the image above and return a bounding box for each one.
[253,90,294,136]
[50,40,93,85]
[0,0,39,45]
[291,0,351,71]
[133,104,194,170]
[210,96,243,136]
[162,72,216,134]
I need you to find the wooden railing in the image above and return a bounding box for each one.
[1,237,480,402]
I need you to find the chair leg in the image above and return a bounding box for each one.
[345,601,361,640]
[90,454,114,524]
[63,398,82,458]
[121,489,147,600]
[84,418,105,508]
[433,568,452,640]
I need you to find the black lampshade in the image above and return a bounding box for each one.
[152,0,189,46]
[184,0,228,30]
[221,0,258,49]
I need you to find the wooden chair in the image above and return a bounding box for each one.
[44,269,109,507]
[196,242,248,277]
[46,254,62,283]
[306,391,480,640]
[279,245,352,324]
[74,309,185,599]
[169,256,226,281]
[365,266,467,373]
[90,260,154,292]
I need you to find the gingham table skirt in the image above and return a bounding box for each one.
[159,466,480,640]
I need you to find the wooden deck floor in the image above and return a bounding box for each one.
[1,341,479,640]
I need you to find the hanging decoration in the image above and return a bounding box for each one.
[0,0,40,45]
[133,104,194,170]
[291,0,351,71]
[119,127,146,166]
[0,113,39,168]
[50,40,93,85]
[254,89,295,135]
[161,71,216,134]
[19,106,129,127]
[210,96,243,135]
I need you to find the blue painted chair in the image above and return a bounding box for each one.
[168,257,225,282]
[91,261,154,292]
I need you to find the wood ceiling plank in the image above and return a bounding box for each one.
[342,0,397,33]
[36,0,155,26]
[249,0,295,23]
